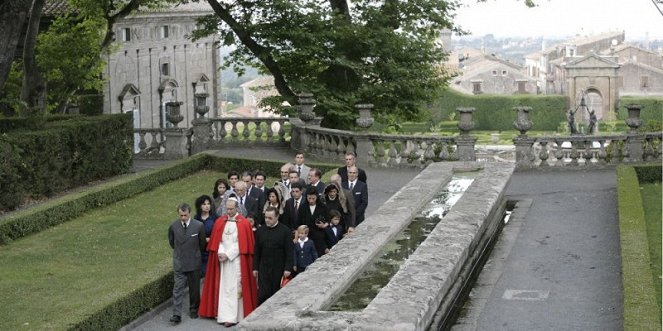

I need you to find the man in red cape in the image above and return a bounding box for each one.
[199,199,258,325]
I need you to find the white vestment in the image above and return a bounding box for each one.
[217,221,244,323]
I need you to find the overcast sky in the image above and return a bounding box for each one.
[452,0,663,40]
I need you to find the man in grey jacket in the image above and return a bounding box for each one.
[168,203,207,325]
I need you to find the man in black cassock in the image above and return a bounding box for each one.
[252,207,294,305]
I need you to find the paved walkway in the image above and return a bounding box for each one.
[123,147,422,330]
[453,168,622,330]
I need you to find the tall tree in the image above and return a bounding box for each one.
[194,0,461,128]
[20,0,47,114]
[0,0,34,93]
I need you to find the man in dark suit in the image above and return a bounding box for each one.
[342,166,368,226]
[338,152,367,184]
[307,168,325,197]
[234,181,260,227]
[168,203,206,325]
[282,182,305,230]
[250,170,268,206]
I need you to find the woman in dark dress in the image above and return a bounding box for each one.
[194,194,217,277]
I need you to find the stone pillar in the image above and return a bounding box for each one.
[456,107,477,161]
[164,128,188,159]
[624,104,645,163]
[191,117,212,155]
[354,132,374,167]
[512,106,535,167]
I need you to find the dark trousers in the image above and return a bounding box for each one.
[172,269,201,316]
[257,267,283,305]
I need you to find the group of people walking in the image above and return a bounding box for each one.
[167,152,368,326]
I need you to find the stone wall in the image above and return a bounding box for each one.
[239,162,514,330]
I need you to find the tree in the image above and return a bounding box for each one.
[0,0,34,93]
[193,0,461,129]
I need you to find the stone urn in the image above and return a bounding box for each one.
[297,92,316,123]
[165,101,184,127]
[624,104,643,133]
[355,104,375,130]
[456,107,475,135]
[194,93,209,117]
[512,106,533,136]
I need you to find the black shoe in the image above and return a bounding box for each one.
[169,315,181,325]
[190,311,199,319]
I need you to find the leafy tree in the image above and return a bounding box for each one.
[193,0,461,129]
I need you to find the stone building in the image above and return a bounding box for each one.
[448,50,535,95]
[524,31,626,95]
[102,2,220,130]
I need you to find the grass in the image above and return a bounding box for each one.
[640,182,662,310]
[616,166,661,331]
[0,170,223,330]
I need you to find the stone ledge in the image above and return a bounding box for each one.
[239,162,514,330]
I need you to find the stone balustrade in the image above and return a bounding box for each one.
[206,117,291,146]
[133,98,660,168]
[134,128,165,159]
[516,133,662,168]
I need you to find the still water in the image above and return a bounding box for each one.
[328,174,478,311]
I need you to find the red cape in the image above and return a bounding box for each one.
[199,214,258,318]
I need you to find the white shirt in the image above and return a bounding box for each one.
[298,237,309,248]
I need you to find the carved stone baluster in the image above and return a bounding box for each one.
[375,140,387,167]
[569,140,580,166]
[219,122,228,143]
[150,132,160,149]
[538,140,549,167]
[254,121,263,142]
[619,138,629,163]
[553,139,564,167]
[423,141,435,165]
[230,121,239,142]
[278,120,286,142]
[138,132,147,152]
[265,120,275,142]
[583,140,593,165]
[242,120,250,141]
[399,140,412,165]
[325,134,334,157]
[439,140,450,161]
[597,140,608,164]
[388,140,399,166]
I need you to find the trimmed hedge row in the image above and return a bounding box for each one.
[617,96,663,122]
[634,164,662,183]
[0,114,134,211]
[0,154,209,244]
[616,165,660,331]
[428,89,568,131]
[0,114,77,133]
[69,273,173,331]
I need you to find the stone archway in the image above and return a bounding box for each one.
[585,89,603,120]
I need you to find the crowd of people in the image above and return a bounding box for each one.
[167,152,369,326]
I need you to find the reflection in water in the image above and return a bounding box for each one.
[328,174,477,311]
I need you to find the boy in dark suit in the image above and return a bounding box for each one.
[293,225,318,275]
[325,210,344,248]
[168,203,206,325]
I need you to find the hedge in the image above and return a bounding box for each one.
[0,114,133,211]
[69,273,173,331]
[0,154,209,244]
[427,88,568,131]
[616,165,660,330]
[617,96,663,123]
[634,164,662,183]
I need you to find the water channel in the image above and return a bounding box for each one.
[328,173,478,311]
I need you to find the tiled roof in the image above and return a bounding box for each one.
[43,0,71,16]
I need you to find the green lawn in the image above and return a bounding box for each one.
[0,170,223,330]
[641,182,662,310]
